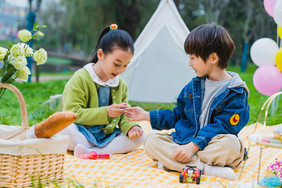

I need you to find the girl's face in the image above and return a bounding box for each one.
[97,48,133,81]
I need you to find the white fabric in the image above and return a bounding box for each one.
[0,131,69,156]
[0,124,26,140]
[121,0,195,103]
[84,63,119,87]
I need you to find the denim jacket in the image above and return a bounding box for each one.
[149,72,250,150]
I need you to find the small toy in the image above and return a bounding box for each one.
[260,137,282,144]
[179,165,202,184]
[78,151,111,160]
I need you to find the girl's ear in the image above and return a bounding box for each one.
[209,52,219,64]
[97,49,104,60]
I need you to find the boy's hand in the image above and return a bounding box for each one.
[172,142,200,163]
[124,107,150,121]
[107,103,127,117]
[128,126,143,139]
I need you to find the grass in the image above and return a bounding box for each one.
[0,80,68,126]
[0,63,281,126]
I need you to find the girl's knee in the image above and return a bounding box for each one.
[132,133,146,147]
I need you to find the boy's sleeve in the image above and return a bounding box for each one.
[150,86,187,130]
[63,74,109,126]
[192,90,250,150]
[118,83,140,136]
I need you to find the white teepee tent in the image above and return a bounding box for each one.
[121,0,196,103]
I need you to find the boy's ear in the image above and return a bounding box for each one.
[97,49,104,60]
[209,52,219,64]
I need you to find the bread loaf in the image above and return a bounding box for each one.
[34,111,77,138]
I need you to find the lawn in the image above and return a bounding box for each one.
[0,63,281,127]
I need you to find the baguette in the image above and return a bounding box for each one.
[34,111,77,138]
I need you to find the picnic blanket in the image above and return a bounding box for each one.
[63,122,282,187]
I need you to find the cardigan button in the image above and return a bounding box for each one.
[109,125,113,127]
[113,96,116,99]
[104,130,107,133]
[113,89,115,92]
[113,119,116,122]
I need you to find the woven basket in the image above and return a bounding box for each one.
[0,83,69,187]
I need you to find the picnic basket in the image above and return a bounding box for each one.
[0,83,69,187]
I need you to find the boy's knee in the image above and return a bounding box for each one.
[218,134,242,155]
[144,133,159,151]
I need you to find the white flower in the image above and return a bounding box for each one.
[10,56,27,70]
[25,46,33,57]
[18,29,32,42]
[10,43,25,58]
[33,48,47,65]
[0,47,8,61]
[16,66,31,82]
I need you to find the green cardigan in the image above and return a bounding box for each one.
[62,68,139,136]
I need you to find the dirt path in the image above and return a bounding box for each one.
[30,75,72,82]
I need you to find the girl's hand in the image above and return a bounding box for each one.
[128,126,143,139]
[172,142,200,163]
[124,107,150,121]
[107,103,127,117]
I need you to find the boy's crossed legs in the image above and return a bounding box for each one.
[144,133,244,180]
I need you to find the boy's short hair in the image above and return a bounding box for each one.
[184,24,235,69]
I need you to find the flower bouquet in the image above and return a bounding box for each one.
[0,23,69,187]
[0,22,47,99]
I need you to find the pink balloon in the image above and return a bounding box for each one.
[264,0,277,17]
[253,65,282,96]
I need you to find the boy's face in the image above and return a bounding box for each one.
[188,54,214,77]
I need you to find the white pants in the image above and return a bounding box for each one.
[26,123,146,154]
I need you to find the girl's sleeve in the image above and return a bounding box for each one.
[63,74,109,126]
[118,84,140,136]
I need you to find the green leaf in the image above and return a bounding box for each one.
[8,43,13,50]
[33,22,39,30]
[32,35,40,40]
[1,66,16,83]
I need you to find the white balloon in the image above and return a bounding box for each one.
[250,38,279,67]
[274,0,282,26]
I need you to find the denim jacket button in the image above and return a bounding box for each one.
[218,107,222,112]
[188,94,192,98]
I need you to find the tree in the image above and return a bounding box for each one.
[179,0,276,69]
[59,0,158,55]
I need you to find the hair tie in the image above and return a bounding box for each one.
[110,24,118,30]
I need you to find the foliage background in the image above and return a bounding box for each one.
[38,0,277,66]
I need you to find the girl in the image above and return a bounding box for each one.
[27,24,145,156]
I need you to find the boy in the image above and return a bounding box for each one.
[124,24,249,180]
